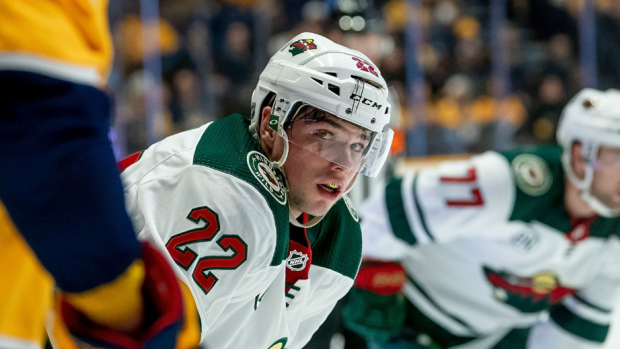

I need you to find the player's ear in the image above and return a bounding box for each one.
[259,106,276,156]
[570,141,586,179]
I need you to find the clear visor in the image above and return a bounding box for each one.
[284,106,394,177]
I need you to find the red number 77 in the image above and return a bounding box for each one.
[439,167,484,207]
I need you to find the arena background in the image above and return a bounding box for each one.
[105,0,620,347]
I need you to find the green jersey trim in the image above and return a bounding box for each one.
[385,178,417,245]
[192,114,289,266]
[550,304,609,343]
[590,216,620,240]
[385,175,434,246]
[574,294,612,314]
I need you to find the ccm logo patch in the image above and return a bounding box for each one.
[349,93,382,110]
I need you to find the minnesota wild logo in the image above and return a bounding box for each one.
[484,266,576,313]
[512,154,552,196]
[342,194,359,222]
[289,38,317,56]
[247,151,287,205]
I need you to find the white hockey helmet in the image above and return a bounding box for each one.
[250,32,393,178]
[557,88,620,217]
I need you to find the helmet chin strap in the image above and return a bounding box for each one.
[271,124,289,169]
[580,190,620,217]
[580,156,620,217]
[270,120,325,228]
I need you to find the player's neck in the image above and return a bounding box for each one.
[289,207,302,220]
[564,177,597,218]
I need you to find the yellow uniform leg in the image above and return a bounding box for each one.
[0,202,53,349]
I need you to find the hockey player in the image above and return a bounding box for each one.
[344,88,620,349]
[0,1,197,347]
[117,33,393,349]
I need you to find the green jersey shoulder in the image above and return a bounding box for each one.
[500,145,566,228]
[193,114,289,265]
[500,145,620,238]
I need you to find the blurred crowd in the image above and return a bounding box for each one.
[107,0,620,158]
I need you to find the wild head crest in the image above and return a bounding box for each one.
[289,39,317,56]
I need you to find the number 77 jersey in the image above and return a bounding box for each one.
[359,145,620,347]
[120,114,362,349]
[361,150,517,252]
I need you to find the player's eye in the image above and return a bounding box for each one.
[314,129,333,140]
[351,142,366,153]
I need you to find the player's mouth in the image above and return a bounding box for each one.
[317,181,342,200]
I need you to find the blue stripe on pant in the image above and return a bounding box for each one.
[0,71,141,293]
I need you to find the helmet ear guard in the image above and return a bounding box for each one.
[249,90,277,139]
[269,97,295,170]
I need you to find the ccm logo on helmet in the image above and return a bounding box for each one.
[350,93,382,110]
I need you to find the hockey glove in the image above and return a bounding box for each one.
[343,260,407,344]
[58,242,199,349]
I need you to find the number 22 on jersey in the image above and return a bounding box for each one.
[165,206,248,295]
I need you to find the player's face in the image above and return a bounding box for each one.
[283,109,367,217]
[591,146,620,211]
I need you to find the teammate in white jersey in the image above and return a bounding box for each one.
[343,88,620,349]
[118,32,394,349]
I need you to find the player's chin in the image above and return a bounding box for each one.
[305,197,338,217]
[309,202,335,216]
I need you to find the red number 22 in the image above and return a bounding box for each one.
[166,207,247,295]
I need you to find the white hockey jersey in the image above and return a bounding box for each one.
[360,146,620,348]
[120,114,362,349]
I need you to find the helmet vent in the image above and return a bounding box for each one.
[325,72,338,78]
[328,84,340,96]
[385,107,389,115]
[311,77,324,85]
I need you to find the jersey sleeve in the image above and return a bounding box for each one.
[359,181,412,261]
[360,151,516,257]
[535,236,620,347]
[126,164,281,341]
